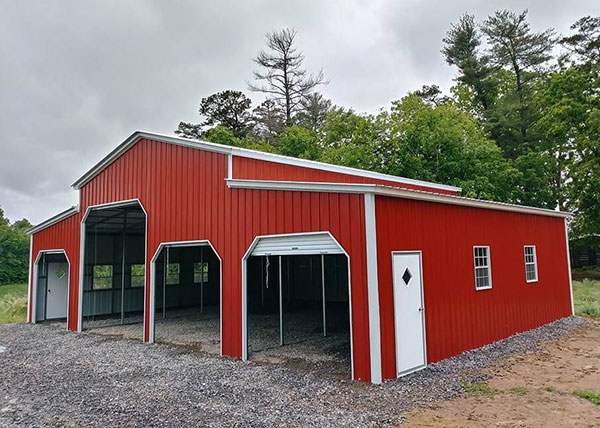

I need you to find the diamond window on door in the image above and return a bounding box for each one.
[55,269,66,279]
[402,267,412,286]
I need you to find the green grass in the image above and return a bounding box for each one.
[0,282,27,300]
[0,282,28,324]
[573,390,600,405]
[461,380,498,395]
[508,386,528,395]
[545,386,557,393]
[573,279,600,318]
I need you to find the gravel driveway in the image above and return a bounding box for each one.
[0,317,587,427]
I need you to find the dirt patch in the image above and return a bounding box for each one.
[403,320,600,427]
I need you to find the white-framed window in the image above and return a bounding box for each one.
[194,262,208,283]
[130,264,145,288]
[166,263,180,285]
[473,246,492,290]
[524,245,538,283]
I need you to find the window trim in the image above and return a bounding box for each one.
[473,246,492,291]
[524,245,538,283]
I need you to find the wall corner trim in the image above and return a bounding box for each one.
[564,218,575,316]
[26,235,33,323]
[364,193,382,384]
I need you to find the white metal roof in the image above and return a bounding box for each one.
[71,131,461,193]
[226,179,573,219]
[25,206,79,235]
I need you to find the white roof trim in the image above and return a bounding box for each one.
[226,179,573,219]
[26,205,79,235]
[71,130,461,193]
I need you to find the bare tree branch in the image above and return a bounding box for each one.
[248,28,328,125]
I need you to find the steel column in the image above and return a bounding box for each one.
[163,247,168,319]
[200,246,204,315]
[120,209,127,325]
[279,255,283,346]
[321,254,326,337]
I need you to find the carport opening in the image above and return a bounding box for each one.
[35,252,69,324]
[246,253,351,379]
[153,244,221,354]
[81,203,146,332]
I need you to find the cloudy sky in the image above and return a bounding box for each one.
[1,0,598,224]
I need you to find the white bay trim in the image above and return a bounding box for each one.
[364,193,382,384]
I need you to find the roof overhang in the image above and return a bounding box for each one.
[25,205,79,235]
[226,179,573,219]
[71,131,461,194]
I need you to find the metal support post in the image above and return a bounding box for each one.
[121,209,127,325]
[279,255,284,346]
[200,246,204,315]
[163,246,168,319]
[321,254,326,337]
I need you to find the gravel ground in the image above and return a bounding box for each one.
[86,307,221,355]
[0,316,588,427]
[86,305,351,378]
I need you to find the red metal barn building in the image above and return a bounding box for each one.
[26,131,574,383]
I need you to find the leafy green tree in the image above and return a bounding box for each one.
[252,99,285,143]
[296,93,332,131]
[0,208,31,285]
[512,151,557,208]
[533,68,593,210]
[555,16,600,234]
[559,16,600,65]
[175,122,203,140]
[571,137,600,235]
[277,126,320,160]
[176,90,253,139]
[319,108,380,170]
[481,10,556,156]
[379,95,521,201]
[204,125,276,153]
[412,85,451,106]
[442,14,497,112]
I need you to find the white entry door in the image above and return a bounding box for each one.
[46,262,68,319]
[392,252,426,377]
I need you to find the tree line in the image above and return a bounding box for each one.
[0,207,31,285]
[176,13,599,238]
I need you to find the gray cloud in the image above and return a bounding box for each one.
[1,0,598,223]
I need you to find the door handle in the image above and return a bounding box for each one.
[48,289,51,293]
[418,307,423,311]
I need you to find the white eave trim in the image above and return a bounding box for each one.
[71,130,461,193]
[25,205,79,235]
[226,179,573,219]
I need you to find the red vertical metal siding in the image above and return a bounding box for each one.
[29,212,80,329]
[375,195,572,380]
[74,138,372,381]
[233,157,457,195]
[31,136,571,384]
